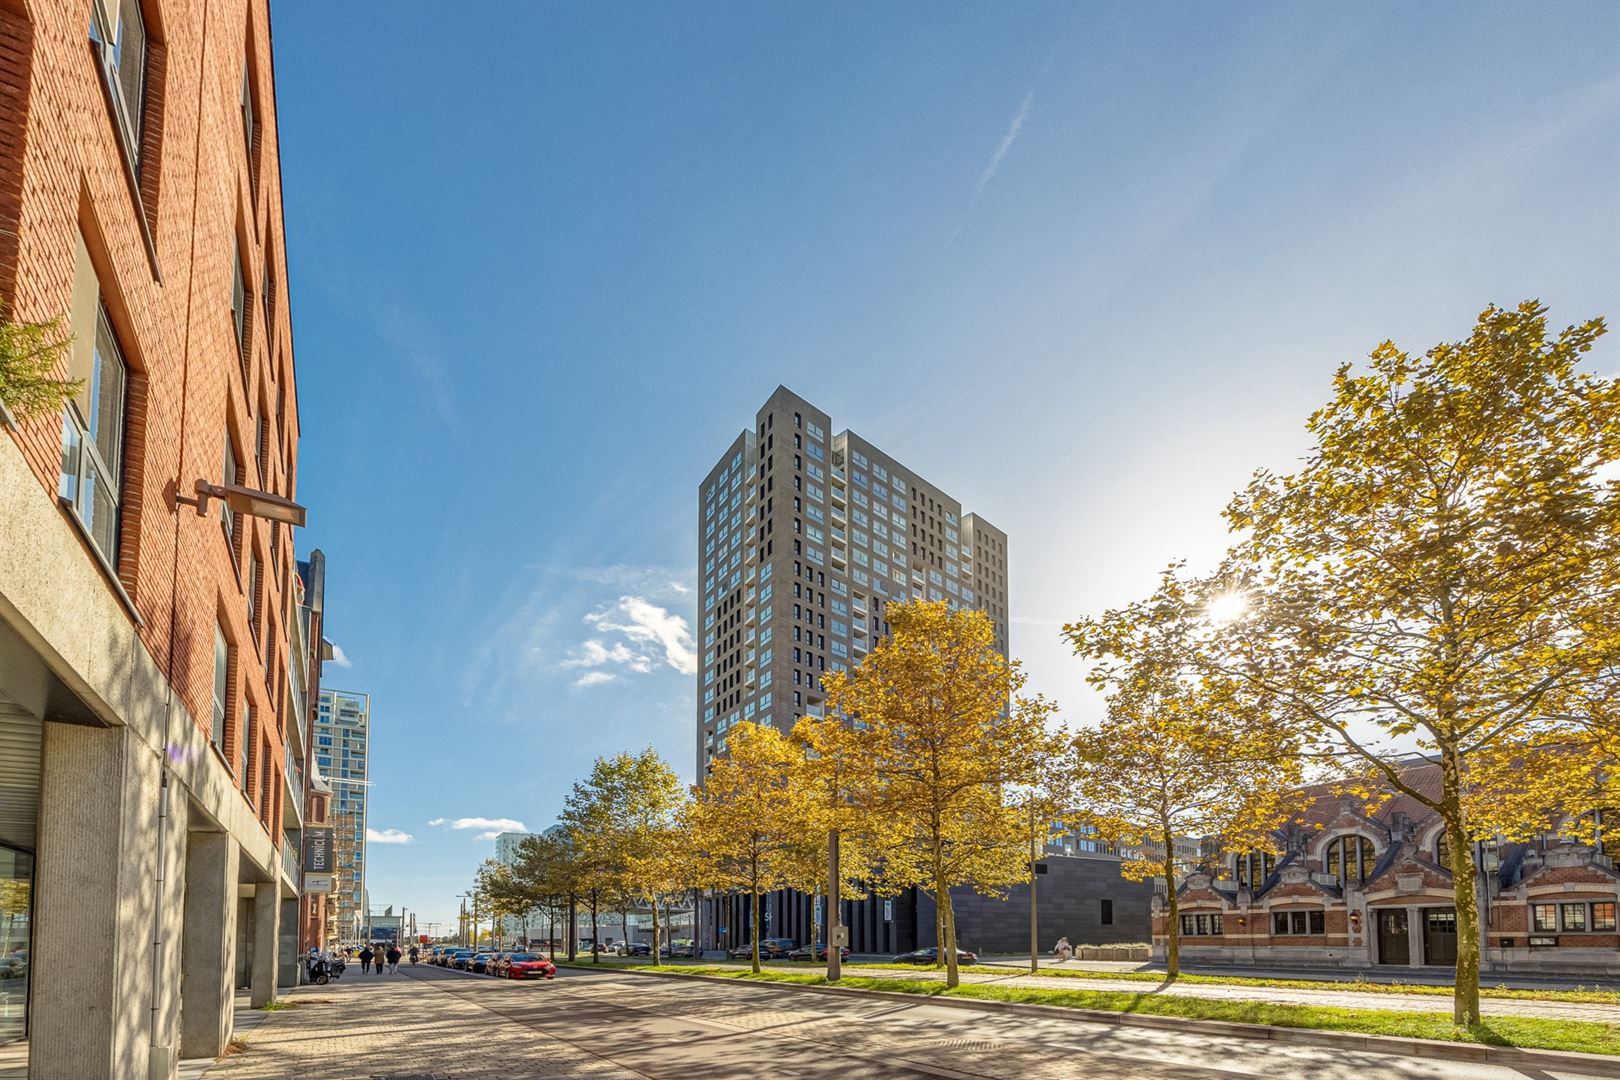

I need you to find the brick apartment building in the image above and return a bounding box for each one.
[0,1,309,1076]
[1157,759,1620,976]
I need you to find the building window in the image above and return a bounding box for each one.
[1324,835,1378,886]
[212,625,230,750]
[240,63,255,165]
[58,308,129,565]
[88,0,148,170]
[1272,910,1324,935]
[1101,899,1113,926]
[232,242,248,357]
[1561,903,1588,933]
[1531,903,1558,932]
[241,699,254,795]
[1234,851,1275,890]
[1593,903,1617,932]
[221,432,239,542]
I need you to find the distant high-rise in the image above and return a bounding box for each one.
[315,689,371,940]
[695,386,1009,779]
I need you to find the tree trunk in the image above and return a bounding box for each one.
[941,875,960,989]
[749,857,762,974]
[1440,748,1482,1027]
[1162,824,1181,979]
[827,826,842,982]
[620,902,630,958]
[548,907,556,961]
[567,893,577,961]
[651,894,662,968]
[591,889,600,965]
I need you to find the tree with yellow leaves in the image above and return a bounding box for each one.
[825,600,1062,989]
[1066,568,1305,978]
[1215,301,1619,1027]
[686,721,816,973]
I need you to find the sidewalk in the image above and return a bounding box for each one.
[841,962,1620,1023]
[977,955,1620,992]
[184,968,630,1080]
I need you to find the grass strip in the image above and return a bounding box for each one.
[848,963,1620,1006]
[564,962,1620,1057]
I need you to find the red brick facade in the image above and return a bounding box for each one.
[0,0,299,843]
[1153,762,1620,975]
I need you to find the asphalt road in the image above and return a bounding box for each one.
[406,962,1615,1080]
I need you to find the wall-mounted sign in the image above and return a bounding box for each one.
[304,827,334,873]
[303,874,333,895]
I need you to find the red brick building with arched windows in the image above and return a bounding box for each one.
[1155,758,1619,976]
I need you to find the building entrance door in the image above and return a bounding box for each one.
[1376,909,1409,964]
[1423,909,1457,966]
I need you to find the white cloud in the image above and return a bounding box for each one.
[366,827,414,845]
[328,642,353,668]
[574,670,618,688]
[432,816,528,840]
[669,581,690,594]
[561,639,653,674]
[977,91,1033,195]
[584,595,697,676]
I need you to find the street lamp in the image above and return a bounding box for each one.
[174,478,307,526]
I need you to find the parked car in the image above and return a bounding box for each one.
[504,953,557,980]
[726,937,796,960]
[449,949,479,970]
[661,939,699,958]
[468,952,500,974]
[787,943,851,962]
[613,941,651,957]
[891,947,978,965]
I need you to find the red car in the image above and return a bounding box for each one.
[504,953,556,980]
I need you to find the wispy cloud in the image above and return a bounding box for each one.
[328,642,353,669]
[976,91,1033,195]
[366,827,414,844]
[583,595,697,675]
[428,816,529,841]
[562,639,654,674]
[574,670,617,688]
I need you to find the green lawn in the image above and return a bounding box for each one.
[848,962,1620,1006]
[559,963,1620,1057]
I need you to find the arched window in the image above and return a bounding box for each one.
[1234,851,1276,889]
[1324,835,1378,885]
[1435,832,1449,869]
[1436,833,1499,873]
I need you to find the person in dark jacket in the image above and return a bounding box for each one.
[358,945,374,973]
[386,944,402,973]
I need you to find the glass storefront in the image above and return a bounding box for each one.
[0,846,31,1045]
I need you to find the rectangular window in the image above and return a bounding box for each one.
[1101,899,1113,926]
[212,625,230,750]
[1562,903,1588,932]
[241,64,255,162]
[1180,915,1195,936]
[1593,903,1617,932]
[222,433,239,539]
[1532,903,1558,932]
[232,243,248,355]
[241,699,254,795]
[1273,911,1289,935]
[89,0,148,169]
[58,306,129,565]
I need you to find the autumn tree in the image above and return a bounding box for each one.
[686,721,812,973]
[1066,569,1305,977]
[560,758,632,963]
[825,600,1062,988]
[789,714,894,981]
[1215,301,1619,1026]
[510,831,581,959]
[597,748,688,965]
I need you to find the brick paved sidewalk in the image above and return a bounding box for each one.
[191,970,636,1080]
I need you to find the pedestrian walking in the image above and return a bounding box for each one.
[374,944,387,974]
[387,945,402,973]
[1053,936,1072,963]
[359,945,374,974]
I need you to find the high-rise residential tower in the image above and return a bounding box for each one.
[314,689,371,940]
[696,386,1010,779]
[695,387,1014,955]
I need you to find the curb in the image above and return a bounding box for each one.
[559,963,1620,1077]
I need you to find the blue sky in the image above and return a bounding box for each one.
[271,0,1620,927]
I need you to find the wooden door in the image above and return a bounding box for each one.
[1424,909,1457,966]
[1376,909,1409,964]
